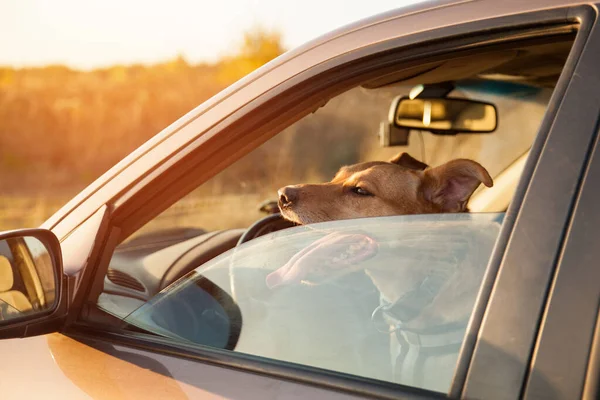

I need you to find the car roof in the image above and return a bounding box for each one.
[44,0,590,238]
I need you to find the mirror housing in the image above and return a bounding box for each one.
[0,228,67,339]
[394,96,498,134]
[379,96,410,147]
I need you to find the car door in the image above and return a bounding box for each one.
[2,2,599,399]
[455,4,600,399]
[519,66,600,399]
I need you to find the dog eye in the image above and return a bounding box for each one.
[351,187,372,196]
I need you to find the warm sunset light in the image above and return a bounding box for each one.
[1,0,427,69]
[0,0,426,229]
[2,2,589,395]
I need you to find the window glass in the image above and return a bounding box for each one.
[121,213,501,391]
[96,36,575,393]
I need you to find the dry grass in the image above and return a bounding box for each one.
[0,29,285,233]
[0,196,69,230]
[0,193,273,234]
[134,193,269,236]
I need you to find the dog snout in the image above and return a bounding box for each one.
[278,186,299,208]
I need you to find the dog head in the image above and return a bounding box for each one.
[278,152,493,224]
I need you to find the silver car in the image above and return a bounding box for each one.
[1,0,600,399]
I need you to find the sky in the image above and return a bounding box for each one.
[0,0,428,70]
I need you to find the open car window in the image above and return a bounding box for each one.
[122,80,551,238]
[113,213,502,392]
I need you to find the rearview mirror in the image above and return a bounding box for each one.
[394,97,497,134]
[0,229,65,338]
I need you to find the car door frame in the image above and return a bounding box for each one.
[50,3,600,400]
[456,4,600,400]
[519,42,600,398]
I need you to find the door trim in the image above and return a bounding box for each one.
[459,5,598,399]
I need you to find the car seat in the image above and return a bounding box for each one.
[468,151,529,213]
[0,255,33,314]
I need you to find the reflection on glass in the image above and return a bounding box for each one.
[0,236,56,322]
[121,213,502,393]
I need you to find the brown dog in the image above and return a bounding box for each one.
[269,152,494,295]
[277,153,492,225]
[266,153,498,388]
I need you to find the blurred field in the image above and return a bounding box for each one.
[135,194,267,237]
[0,29,283,231]
[0,195,68,230]
[0,193,266,232]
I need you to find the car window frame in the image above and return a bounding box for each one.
[582,307,600,400]
[61,6,597,400]
[520,33,600,397]
[458,4,600,399]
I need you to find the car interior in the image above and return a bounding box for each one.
[100,35,572,316]
[0,235,51,318]
[0,255,33,316]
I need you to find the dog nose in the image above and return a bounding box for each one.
[278,186,299,208]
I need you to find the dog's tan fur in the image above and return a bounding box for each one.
[278,152,493,224]
[272,153,495,329]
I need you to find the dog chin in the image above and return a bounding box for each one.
[279,205,337,225]
[280,207,329,225]
[279,208,305,225]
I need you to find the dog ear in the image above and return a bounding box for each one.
[389,152,429,171]
[422,159,493,212]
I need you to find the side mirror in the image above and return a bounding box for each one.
[394,96,497,134]
[0,229,66,339]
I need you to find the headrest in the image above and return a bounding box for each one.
[0,255,14,292]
